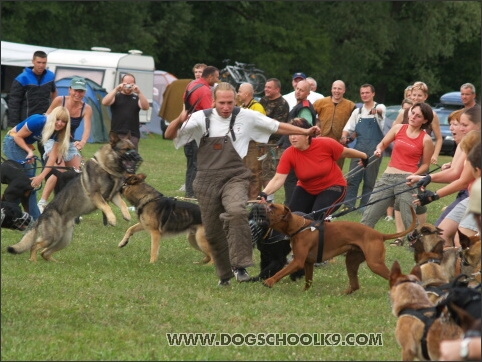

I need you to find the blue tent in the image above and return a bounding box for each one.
[55,77,110,143]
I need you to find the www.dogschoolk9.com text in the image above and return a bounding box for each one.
[166,332,383,347]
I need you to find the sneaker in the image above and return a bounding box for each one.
[37,200,48,213]
[233,268,250,282]
[384,216,394,222]
[218,278,231,287]
[178,184,186,191]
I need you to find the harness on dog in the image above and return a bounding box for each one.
[202,107,241,142]
[398,307,436,360]
[289,215,325,264]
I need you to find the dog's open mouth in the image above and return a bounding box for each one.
[120,150,143,173]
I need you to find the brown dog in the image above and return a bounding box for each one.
[389,261,463,361]
[255,202,416,293]
[119,173,213,264]
[459,230,481,287]
[416,241,450,303]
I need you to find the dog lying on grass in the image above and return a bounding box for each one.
[119,173,212,264]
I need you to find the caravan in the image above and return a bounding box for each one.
[1,41,155,124]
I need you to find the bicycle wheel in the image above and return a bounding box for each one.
[249,72,267,95]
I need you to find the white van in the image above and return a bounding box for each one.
[1,41,155,123]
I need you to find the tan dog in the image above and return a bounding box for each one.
[416,241,450,303]
[255,203,416,293]
[119,173,212,264]
[389,261,463,361]
[459,230,481,287]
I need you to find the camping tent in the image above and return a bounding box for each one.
[55,77,110,143]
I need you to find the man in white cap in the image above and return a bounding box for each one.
[283,72,324,110]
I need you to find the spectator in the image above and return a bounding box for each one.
[360,102,434,243]
[164,82,320,285]
[258,78,290,201]
[237,82,266,200]
[408,105,481,247]
[37,77,93,212]
[340,84,386,212]
[313,80,356,169]
[180,65,219,198]
[278,80,317,204]
[394,81,443,165]
[192,63,207,80]
[282,72,307,110]
[460,82,477,109]
[261,117,368,219]
[101,73,149,151]
[440,336,481,361]
[8,50,57,157]
[177,63,208,194]
[2,107,71,220]
[305,77,324,103]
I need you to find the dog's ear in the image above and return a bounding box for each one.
[436,226,444,235]
[109,131,120,146]
[138,173,147,181]
[282,205,292,221]
[431,240,445,255]
[389,261,402,287]
[409,264,422,281]
[458,229,471,250]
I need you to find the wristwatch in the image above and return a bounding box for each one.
[460,338,471,360]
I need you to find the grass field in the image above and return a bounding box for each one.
[1,130,456,361]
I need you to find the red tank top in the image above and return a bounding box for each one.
[388,124,426,173]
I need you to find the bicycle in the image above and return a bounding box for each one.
[219,59,267,95]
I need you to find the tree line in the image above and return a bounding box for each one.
[1,1,480,105]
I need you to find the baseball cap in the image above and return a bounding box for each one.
[70,76,87,91]
[292,72,306,80]
[468,177,481,214]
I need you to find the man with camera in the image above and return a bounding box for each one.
[102,73,149,150]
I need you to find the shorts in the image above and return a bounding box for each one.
[43,140,80,162]
[445,198,469,224]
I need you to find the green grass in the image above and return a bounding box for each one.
[1,130,455,361]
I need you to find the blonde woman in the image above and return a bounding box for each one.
[2,106,71,219]
[394,81,443,164]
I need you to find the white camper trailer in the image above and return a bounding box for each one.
[1,41,155,123]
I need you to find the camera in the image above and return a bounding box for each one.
[124,84,133,89]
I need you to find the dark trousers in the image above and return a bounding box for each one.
[184,140,197,198]
[283,169,297,205]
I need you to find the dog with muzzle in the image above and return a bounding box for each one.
[250,202,417,293]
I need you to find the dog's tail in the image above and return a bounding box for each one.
[382,207,417,241]
[7,228,36,254]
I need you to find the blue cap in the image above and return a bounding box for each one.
[292,72,306,80]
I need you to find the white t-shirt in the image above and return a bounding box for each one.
[174,108,280,158]
[283,91,324,110]
[343,103,386,134]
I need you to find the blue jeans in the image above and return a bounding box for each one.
[2,135,41,220]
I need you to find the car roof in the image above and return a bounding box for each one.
[438,91,463,107]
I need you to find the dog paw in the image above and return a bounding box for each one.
[118,240,128,248]
[263,279,275,288]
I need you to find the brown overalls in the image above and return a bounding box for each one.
[192,109,253,281]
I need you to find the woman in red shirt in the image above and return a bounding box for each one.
[261,117,368,219]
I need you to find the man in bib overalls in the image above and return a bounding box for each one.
[340,84,386,211]
[164,82,320,286]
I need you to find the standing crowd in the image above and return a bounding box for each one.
[2,50,480,361]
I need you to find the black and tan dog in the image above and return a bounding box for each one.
[0,159,34,213]
[251,202,417,293]
[119,173,212,264]
[7,133,141,261]
[389,261,463,361]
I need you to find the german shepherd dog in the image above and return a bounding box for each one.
[389,261,463,361]
[6,133,142,261]
[119,173,212,264]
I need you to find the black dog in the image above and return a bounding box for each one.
[248,208,305,282]
[46,167,81,195]
[1,159,34,213]
[0,200,34,231]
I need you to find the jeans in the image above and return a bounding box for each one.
[2,135,41,220]
[344,156,382,208]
